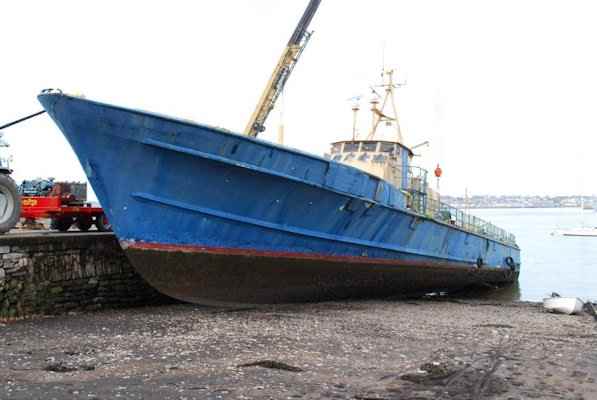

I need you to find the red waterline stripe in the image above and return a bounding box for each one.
[123,241,479,270]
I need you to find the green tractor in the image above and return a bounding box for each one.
[0,132,21,233]
[0,110,47,234]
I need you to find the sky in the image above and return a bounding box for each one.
[2,0,596,197]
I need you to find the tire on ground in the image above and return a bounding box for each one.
[0,174,21,234]
[95,213,112,232]
[76,216,93,232]
[51,216,73,232]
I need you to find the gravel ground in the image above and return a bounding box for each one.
[0,299,595,400]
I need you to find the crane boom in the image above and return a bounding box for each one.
[244,0,322,137]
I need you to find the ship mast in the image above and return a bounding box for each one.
[351,102,360,141]
[244,0,322,138]
[366,69,404,143]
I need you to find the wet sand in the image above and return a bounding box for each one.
[1,299,595,400]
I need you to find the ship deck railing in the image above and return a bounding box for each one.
[403,166,516,245]
[423,197,516,245]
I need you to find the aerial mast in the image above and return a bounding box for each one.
[367,69,404,143]
[351,102,360,141]
[244,0,322,137]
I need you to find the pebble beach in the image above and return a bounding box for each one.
[1,299,596,400]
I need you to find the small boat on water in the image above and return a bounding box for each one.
[37,2,520,305]
[552,227,597,237]
[543,296,584,315]
[552,196,597,236]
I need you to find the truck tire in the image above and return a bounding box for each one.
[0,174,21,234]
[95,213,112,232]
[50,216,73,232]
[76,216,93,232]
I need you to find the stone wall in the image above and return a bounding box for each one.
[0,232,172,320]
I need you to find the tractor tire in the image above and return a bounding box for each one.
[51,216,73,232]
[76,216,93,232]
[95,213,112,232]
[0,174,21,234]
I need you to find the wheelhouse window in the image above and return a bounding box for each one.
[343,142,359,152]
[361,142,377,152]
[331,143,342,154]
[380,143,396,153]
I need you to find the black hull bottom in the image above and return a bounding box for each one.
[124,247,519,305]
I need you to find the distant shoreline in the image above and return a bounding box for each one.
[442,195,594,210]
[449,205,593,210]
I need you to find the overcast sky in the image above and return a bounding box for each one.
[2,0,596,197]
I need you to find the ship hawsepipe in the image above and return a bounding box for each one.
[38,92,520,305]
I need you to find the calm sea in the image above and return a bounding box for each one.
[471,207,597,302]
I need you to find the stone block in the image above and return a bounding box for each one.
[0,246,10,254]
[49,286,64,295]
[8,280,22,289]
[58,302,79,310]
[3,253,26,260]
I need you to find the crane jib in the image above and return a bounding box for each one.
[244,0,322,137]
[288,0,322,46]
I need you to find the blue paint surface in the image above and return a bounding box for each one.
[38,93,520,272]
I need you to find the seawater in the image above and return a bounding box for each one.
[471,207,597,302]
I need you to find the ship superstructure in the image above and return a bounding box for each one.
[329,70,515,245]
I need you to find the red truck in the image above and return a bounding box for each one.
[20,181,111,232]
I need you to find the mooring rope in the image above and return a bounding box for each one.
[0,110,46,131]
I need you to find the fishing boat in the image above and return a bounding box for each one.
[37,1,520,305]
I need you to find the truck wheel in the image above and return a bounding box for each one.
[50,216,73,232]
[0,174,21,234]
[95,213,112,232]
[76,216,93,232]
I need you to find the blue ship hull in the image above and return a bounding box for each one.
[38,93,520,304]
